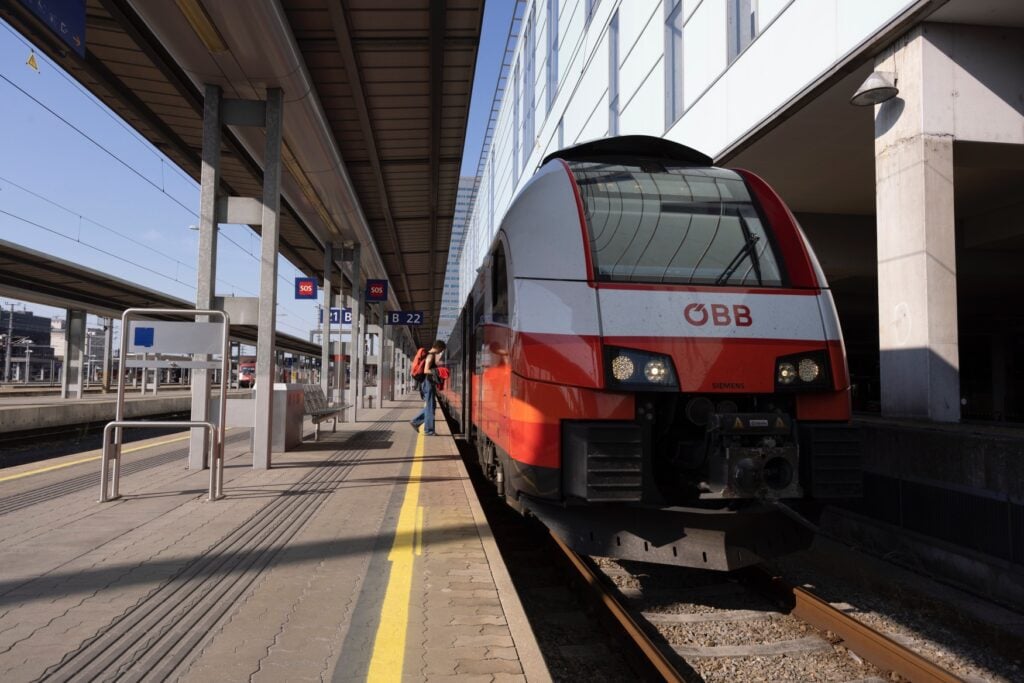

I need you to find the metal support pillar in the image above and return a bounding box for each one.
[350,245,364,421]
[190,85,222,469]
[102,318,113,393]
[321,241,333,400]
[253,88,284,469]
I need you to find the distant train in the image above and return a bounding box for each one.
[439,136,859,570]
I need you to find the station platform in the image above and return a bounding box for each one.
[0,399,548,682]
[0,387,226,433]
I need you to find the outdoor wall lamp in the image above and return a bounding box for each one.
[850,71,899,106]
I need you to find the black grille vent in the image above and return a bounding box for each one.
[563,423,645,502]
[802,424,863,498]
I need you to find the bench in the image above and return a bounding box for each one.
[302,384,345,441]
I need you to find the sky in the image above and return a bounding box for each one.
[0,2,514,341]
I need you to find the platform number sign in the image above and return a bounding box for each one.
[366,279,388,302]
[295,277,317,300]
[384,311,424,326]
[319,307,353,325]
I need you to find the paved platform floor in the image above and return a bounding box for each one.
[0,399,548,682]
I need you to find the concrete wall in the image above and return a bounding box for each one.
[835,418,1024,605]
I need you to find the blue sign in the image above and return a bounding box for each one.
[366,279,388,302]
[133,326,154,348]
[19,0,85,57]
[318,307,352,325]
[295,277,317,300]
[384,311,424,326]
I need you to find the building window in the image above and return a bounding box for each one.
[608,11,619,136]
[585,0,599,26]
[728,0,757,63]
[665,0,683,128]
[546,0,559,112]
[523,5,535,171]
[512,59,520,186]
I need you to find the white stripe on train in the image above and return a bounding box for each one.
[513,279,840,342]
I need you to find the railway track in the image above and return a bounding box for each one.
[443,409,993,682]
[553,540,966,683]
[0,411,190,468]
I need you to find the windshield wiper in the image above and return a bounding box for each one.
[714,215,762,285]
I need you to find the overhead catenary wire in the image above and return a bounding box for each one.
[0,206,313,338]
[0,25,326,336]
[0,69,299,292]
[0,21,198,191]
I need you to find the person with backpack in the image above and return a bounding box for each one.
[411,346,428,399]
[410,340,446,436]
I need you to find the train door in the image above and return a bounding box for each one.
[463,294,474,436]
[472,285,486,448]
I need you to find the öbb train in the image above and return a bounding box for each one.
[439,136,859,570]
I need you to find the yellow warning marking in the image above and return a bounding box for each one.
[0,434,191,484]
[367,429,425,681]
[733,417,744,429]
[26,51,38,71]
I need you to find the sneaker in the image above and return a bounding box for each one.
[424,431,436,436]
[409,421,420,433]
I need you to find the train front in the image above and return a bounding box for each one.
[512,138,860,570]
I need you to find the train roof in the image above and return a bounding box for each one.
[542,135,713,167]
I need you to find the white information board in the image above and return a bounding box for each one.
[128,321,224,355]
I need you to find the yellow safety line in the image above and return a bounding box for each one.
[0,434,191,483]
[367,428,425,682]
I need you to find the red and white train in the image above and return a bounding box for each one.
[439,136,859,570]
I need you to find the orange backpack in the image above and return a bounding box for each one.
[411,347,428,381]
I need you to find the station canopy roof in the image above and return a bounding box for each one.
[0,239,320,357]
[0,0,485,346]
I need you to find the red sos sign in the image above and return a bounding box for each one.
[684,303,752,327]
[295,277,317,300]
[366,279,389,302]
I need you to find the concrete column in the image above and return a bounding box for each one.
[190,85,222,469]
[253,88,284,469]
[334,283,347,411]
[350,245,364,421]
[874,33,959,422]
[102,318,113,393]
[321,242,333,400]
[63,309,86,399]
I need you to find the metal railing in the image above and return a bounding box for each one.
[99,308,229,502]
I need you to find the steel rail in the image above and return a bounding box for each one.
[548,532,685,682]
[748,569,963,683]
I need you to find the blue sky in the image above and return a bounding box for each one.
[0,2,513,340]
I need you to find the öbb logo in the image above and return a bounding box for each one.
[684,303,753,327]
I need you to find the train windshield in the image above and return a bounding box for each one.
[569,161,785,287]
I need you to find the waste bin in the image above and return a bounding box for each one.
[272,383,304,452]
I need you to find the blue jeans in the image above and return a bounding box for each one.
[411,378,436,435]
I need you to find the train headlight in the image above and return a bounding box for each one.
[774,351,831,391]
[777,362,797,385]
[611,355,635,381]
[604,346,678,391]
[798,358,820,382]
[644,359,669,383]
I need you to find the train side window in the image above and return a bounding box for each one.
[492,244,509,324]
